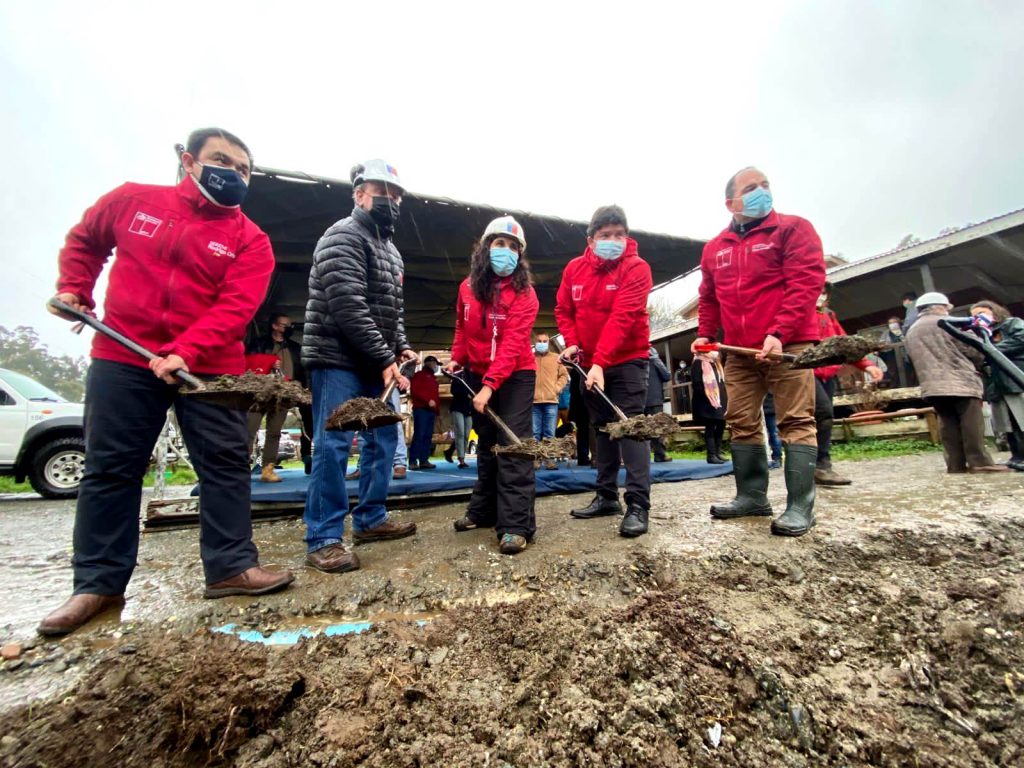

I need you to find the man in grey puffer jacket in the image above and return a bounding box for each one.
[301,159,421,574]
[904,292,1006,474]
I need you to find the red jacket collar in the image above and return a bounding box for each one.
[582,236,640,269]
[175,176,241,218]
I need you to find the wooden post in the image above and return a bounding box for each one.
[925,410,940,444]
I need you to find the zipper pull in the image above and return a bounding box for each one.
[490,322,497,362]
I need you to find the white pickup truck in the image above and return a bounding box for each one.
[0,368,85,498]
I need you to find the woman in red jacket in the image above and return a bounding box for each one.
[444,216,539,554]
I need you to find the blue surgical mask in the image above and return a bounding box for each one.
[194,162,248,207]
[740,186,772,219]
[489,247,518,277]
[593,239,626,261]
[535,342,549,354]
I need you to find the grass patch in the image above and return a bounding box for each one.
[830,438,942,461]
[0,476,32,493]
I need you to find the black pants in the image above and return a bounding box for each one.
[814,377,836,469]
[703,420,725,458]
[645,405,669,460]
[582,359,651,509]
[465,370,537,539]
[925,396,994,471]
[73,359,257,594]
[568,366,592,464]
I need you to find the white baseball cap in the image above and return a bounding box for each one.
[915,291,951,309]
[351,159,404,193]
[483,216,526,249]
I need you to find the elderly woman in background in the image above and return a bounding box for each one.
[971,300,1024,471]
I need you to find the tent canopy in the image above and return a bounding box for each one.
[244,167,706,348]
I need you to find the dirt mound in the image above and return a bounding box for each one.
[604,412,680,441]
[182,372,311,412]
[790,334,885,369]
[326,398,404,431]
[492,434,577,459]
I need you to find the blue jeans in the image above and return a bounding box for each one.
[765,412,783,461]
[304,368,397,552]
[355,387,407,468]
[450,410,471,460]
[532,403,557,441]
[409,408,436,464]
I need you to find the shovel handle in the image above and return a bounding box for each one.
[442,370,523,445]
[560,357,630,422]
[380,359,417,402]
[48,298,205,389]
[693,342,796,363]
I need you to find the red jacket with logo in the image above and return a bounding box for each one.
[57,178,275,375]
[449,277,539,391]
[555,239,652,369]
[410,368,440,413]
[697,212,826,349]
[814,309,872,381]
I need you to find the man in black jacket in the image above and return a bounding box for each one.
[302,159,420,574]
[246,312,312,481]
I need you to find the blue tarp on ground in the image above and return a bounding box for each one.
[197,459,733,504]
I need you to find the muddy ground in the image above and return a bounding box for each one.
[1,452,1022,767]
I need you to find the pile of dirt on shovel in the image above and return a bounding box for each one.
[326,398,403,431]
[790,334,886,369]
[184,371,311,412]
[493,434,577,459]
[604,411,681,441]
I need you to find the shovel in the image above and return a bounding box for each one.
[49,298,310,411]
[443,370,575,459]
[692,342,796,363]
[325,362,415,431]
[694,334,885,369]
[562,358,680,441]
[50,297,206,390]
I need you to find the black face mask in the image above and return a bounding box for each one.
[369,196,400,227]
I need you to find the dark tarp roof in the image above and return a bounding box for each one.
[243,167,706,348]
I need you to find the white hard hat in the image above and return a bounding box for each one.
[351,159,404,193]
[483,216,526,249]
[915,291,951,309]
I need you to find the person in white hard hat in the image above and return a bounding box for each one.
[300,159,422,574]
[904,291,1007,474]
[444,216,540,555]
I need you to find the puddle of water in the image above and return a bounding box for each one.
[212,613,433,646]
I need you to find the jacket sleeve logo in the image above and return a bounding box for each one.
[207,241,237,259]
[572,285,583,301]
[128,211,163,238]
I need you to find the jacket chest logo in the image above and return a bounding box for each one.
[128,211,163,238]
[572,285,583,301]
[207,240,236,259]
[715,247,732,268]
[751,243,772,252]
[606,284,618,291]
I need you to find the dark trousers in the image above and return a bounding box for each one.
[645,405,669,460]
[465,370,537,539]
[74,359,257,594]
[703,420,725,459]
[298,403,314,460]
[925,396,995,472]
[409,408,436,464]
[568,367,593,464]
[814,377,837,469]
[582,359,651,509]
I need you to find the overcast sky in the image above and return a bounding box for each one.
[2,1,1021,359]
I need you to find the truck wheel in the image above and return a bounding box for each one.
[28,436,86,499]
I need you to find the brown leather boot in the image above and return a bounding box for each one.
[353,518,417,544]
[392,466,407,480]
[305,544,361,573]
[260,465,282,483]
[37,594,125,637]
[203,566,294,598]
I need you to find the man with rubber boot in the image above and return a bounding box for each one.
[695,167,826,538]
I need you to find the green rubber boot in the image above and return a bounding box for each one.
[710,444,773,519]
[771,444,817,537]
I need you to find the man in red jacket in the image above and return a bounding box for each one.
[38,128,294,637]
[409,356,441,469]
[693,167,826,537]
[813,283,883,486]
[556,205,654,537]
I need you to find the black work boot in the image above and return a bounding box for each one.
[706,431,725,465]
[710,444,773,519]
[1007,432,1024,471]
[771,444,817,537]
[571,495,623,519]
[619,503,649,537]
